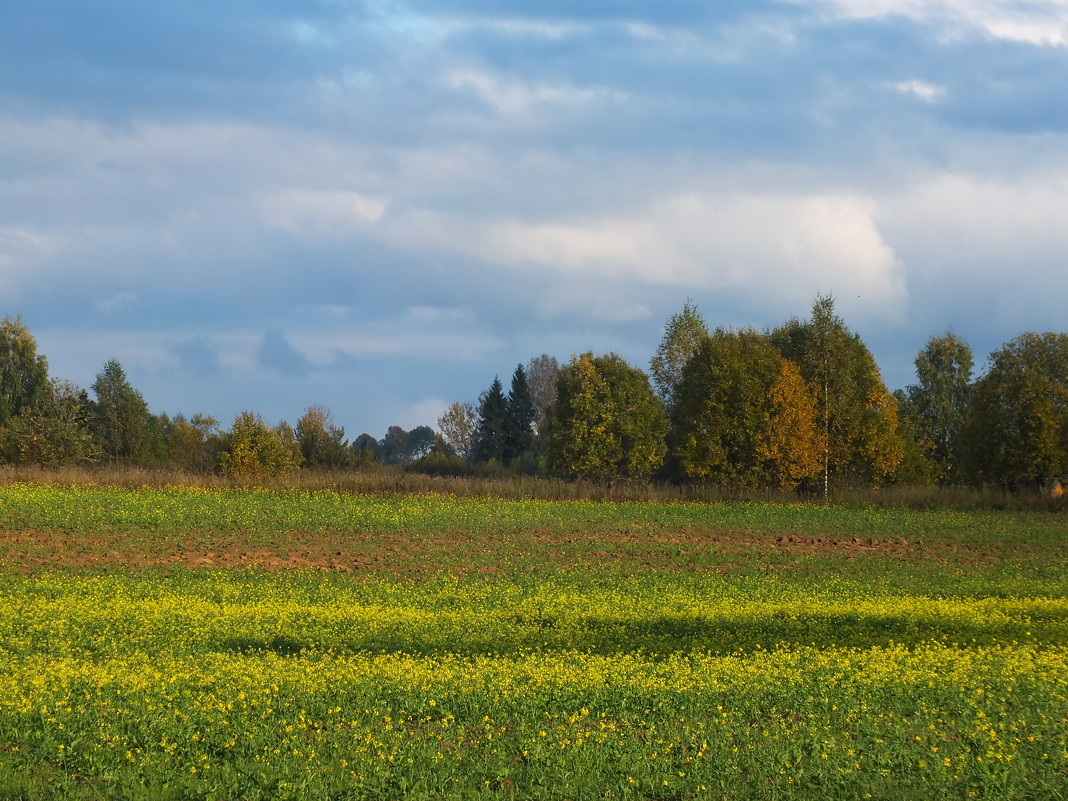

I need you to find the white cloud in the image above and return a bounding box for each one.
[445,69,626,118]
[400,397,450,432]
[891,80,946,102]
[377,191,909,323]
[94,291,139,314]
[449,17,588,39]
[797,0,1068,46]
[0,228,57,294]
[879,171,1068,287]
[257,189,388,234]
[404,305,474,325]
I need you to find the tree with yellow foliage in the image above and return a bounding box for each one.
[770,295,904,493]
[544,353,666,483]
[670,328,821,489]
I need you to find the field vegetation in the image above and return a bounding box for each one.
[0,481,1066,799]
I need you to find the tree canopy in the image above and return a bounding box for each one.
[0,315,49,431]
[671,328,821,489]
[90,359,152,465]
[964,332,1068,489]
[770,295,903,492]
[650,300,709,410]
[544,353,667,483]
[2,307,1066,495]
[899,332,973,483]
[504,364,537,462]
[219,412,302,478]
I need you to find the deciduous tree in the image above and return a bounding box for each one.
[757,360,823,490]
[544,352,667,483]
[670,328,820,488]
[770,295,903,493]
[4,379,94,467]
[899,332,973,482]
[526,354,561,433]
[166,413,221,473]
[408,425,437,461]
[90,359,151,464]
[351,433,379,465]
[379,425,412,466]
[219,412,302,477]
[650,300,709,410]
[963,332,1068,489]
[0,315,49,434]
[437,401,477,461]
[296,405,349,469]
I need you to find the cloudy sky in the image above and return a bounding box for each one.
[3,1,1067,437]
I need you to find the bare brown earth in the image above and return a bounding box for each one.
[0,524,1011,575]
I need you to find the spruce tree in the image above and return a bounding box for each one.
[505,364,536,461]
[474,376,509,463]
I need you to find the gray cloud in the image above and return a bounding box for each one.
[256,329,314,376]
[171,336,224,377]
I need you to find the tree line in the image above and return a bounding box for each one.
[1,301,1065,492]
[436,297,1067,493]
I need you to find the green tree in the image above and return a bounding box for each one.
[670,328,820,488]
[437,401,477,461]
[296,405,349,469]
[544,352,667,483]
[90,359,151,464]
[0,316,49,441]
[505,364,537,461]
[650,300,709,410]
[4,379,95,467]
[889,396,941,487]
[899,332,973,483]
[219,412,302,478]
[351,433,379,465]
[770,295,904,494]
[474,377,509,463]
[408,425,437,461]
[166,413,221,473]
[963,332,1068,489]
[379,426,412,465]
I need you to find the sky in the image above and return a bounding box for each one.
[2,1,1068,438]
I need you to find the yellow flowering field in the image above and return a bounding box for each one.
[0,483,1066,799]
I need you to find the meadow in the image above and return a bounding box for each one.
[0,482,1066,800]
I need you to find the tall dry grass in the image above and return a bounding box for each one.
[1,463,1065,510]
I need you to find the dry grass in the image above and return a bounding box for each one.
[1,463,1064,510]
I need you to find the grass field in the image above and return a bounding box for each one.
[0,483,1066,799]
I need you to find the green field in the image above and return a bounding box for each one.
[0,483,1066,799]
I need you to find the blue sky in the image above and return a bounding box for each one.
[3,1,1067,438]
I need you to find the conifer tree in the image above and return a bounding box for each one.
[505,364,537,461]
[474,376,509,463]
